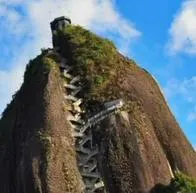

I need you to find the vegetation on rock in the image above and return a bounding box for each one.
[55,25,137,103]
[170,172,196,193]
[152,172,196,193]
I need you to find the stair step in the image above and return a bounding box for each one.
[76,146,91,154]
[81,171,101,178]
[94,181,104,189]
[64,83,79,90]
[78,134,93,146]
[104,99,124,108]
[70,76,81,84]
[72,132,84,138]
[73,98,83,106]
[67,114,75,121]
[62,102,72,111]
[82,163,97,173]
[64,95,78,102]
[63,72,73,79]
[78,149,99,165]
[80,123,92,134]
[78,157,96,167]
[63,66,73,73]
[71,119,85,125]
[86,180,104,190]
[69,122,77,129]
[71,89,80,96]
[72,105,83,113]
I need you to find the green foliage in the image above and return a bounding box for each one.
[62,25,116,69]
[94,75,107,86]
[154,172,196,193]
[24,51,58,82]
[151,172,196,193]
[171,172,196,193]
[42,57,58,72]
[57,25,118,100]
[37,131,51,153]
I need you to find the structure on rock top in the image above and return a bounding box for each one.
[50,16,71,35]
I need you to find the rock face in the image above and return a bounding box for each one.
[0,24,195,193]
[94,61,196,192]
[0,55,84,193]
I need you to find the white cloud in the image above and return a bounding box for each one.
[0,0,24,3]
[0,41,39,116]
[168,0,196,54]
[164,76,196,122]
[0,65,23,113]
[164,77,196,98]
[0,0,141,115]
[26,0,141,49]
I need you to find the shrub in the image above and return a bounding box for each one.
[170,172,196,193]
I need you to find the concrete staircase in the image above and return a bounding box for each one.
[48,49,123,193]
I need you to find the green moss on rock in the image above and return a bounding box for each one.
[152,172,196,193]
[24,52,59,83]
[55,25,130,102]
[42,57,58,73]
[171,172,196,193]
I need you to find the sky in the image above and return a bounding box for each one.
[0,0,195,147]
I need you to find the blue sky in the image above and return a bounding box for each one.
[0,0,195,147]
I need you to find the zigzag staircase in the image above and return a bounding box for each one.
[47,48,123,193]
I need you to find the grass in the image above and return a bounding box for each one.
[54,25,123,102]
